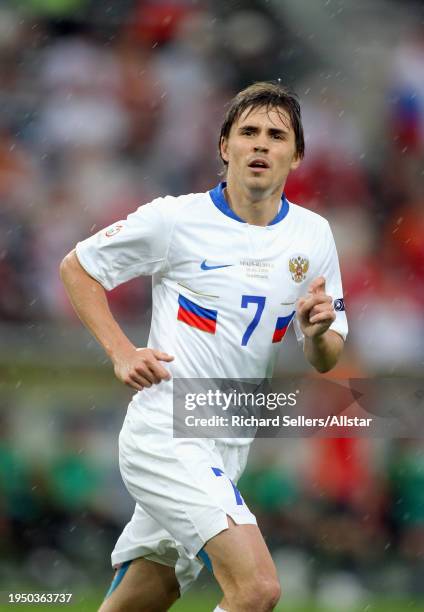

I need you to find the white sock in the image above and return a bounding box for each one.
[213,607,227,612]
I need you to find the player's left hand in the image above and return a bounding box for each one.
[296,276,335,339]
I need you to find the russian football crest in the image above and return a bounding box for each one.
[289,255,309,283]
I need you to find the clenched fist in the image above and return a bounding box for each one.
[296,276,335,339]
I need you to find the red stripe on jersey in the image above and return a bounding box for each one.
[272,325,289,343]
[177,307,217,334]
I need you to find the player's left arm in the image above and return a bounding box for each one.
[297,276,344,373]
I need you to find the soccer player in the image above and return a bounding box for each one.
[60,81,347,612]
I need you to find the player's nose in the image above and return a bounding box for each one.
[254,144,268,152]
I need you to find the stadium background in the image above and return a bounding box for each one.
[1,0,424,610]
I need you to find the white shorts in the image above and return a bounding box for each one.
[111,408,257,593]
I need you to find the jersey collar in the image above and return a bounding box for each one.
[209,182,289,225]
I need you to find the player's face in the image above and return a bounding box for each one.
[220,105,301,196]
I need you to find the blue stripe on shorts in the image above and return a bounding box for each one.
[104,560,132,599]
[197,549,213,573]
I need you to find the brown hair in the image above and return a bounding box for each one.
[219,81,305,165]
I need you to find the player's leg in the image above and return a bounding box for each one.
[204,443,281,611]
[117,422,275,609]
[98,557,180,612]
[204,517,281,612]
[100,501,185,612]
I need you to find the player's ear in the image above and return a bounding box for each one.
[290,154,301,171]
[220,137,229,163]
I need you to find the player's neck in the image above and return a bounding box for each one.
[224,181,282,227]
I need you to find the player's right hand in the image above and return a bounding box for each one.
[113,347,174,391]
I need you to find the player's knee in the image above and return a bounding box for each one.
[266,578,282,608]
[259,578,281,610]
[236,577,281,611]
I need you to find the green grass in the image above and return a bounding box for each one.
[1,592,424,612]
[173,595,424,612]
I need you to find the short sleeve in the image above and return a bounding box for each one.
[294,220,348,342]
[75,197,174,290]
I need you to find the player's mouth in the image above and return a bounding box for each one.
[247,158,270,173]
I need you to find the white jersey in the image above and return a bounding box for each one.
[76,182,348,433]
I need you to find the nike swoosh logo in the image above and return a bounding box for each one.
[200,260,233,271]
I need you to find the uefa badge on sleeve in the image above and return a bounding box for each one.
[288,255,309,283]
[334,298,345,311]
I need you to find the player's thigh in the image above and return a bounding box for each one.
[98,557,180,612]
[204,517,279,592]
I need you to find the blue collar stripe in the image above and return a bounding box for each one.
[209,182,289,225]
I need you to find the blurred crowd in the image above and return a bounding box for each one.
[1,0,424,603]
[0,0,423,372]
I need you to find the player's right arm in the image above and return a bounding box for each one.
[60,250,173,391]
